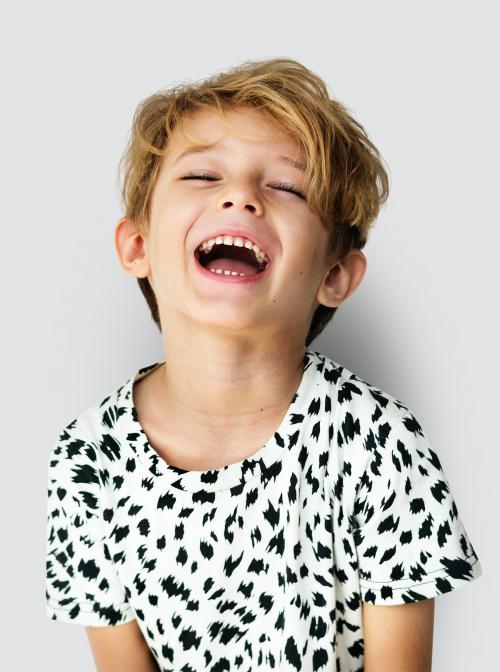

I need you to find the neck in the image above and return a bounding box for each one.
[149,341,306,439]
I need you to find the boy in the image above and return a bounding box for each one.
[45,57,482,671]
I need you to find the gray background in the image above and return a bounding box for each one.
[1,0,497,669]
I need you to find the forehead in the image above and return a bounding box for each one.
[165,106,305,168]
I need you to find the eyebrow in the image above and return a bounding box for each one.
[171,144,307,173]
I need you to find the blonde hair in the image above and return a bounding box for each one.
[117,57,390,346]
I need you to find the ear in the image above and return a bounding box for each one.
[114,217,151,277]
[316,249,367,308]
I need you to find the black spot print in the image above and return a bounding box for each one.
[45,348,482,670]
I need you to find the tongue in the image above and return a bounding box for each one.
[206,257,259,275]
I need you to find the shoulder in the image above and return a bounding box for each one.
[312,349,413,430]
[311,350,424,486]
[47,371,134,516]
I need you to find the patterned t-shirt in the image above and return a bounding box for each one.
[45,348,482,671]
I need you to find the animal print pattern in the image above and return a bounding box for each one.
[45,348,482,671]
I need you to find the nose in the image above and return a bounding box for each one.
[217,182,263,216]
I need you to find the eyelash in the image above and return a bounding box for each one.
[180,172,306,200]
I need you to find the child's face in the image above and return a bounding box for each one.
[121,106,356,344]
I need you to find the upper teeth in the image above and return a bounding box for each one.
[197,235,269,265]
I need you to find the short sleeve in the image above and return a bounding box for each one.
[352,411,483,605]
[45,426,136,626]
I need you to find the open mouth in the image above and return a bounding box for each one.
[194,242,269,277]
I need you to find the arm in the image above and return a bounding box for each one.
[362,598,435,672]
[86,620,160,672]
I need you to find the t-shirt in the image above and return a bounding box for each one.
[45,348,482,671]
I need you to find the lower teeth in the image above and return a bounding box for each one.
[210,269,247,276]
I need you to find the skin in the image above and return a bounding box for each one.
[114,105,367,469]
[86,620,159,671]
[108,106,434,670]
[363,599,435,671]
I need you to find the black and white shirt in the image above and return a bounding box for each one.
[45,348,482,671]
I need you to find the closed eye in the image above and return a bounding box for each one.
[180,173,219,183]
[273,182,306,199]
[180,172,306,200]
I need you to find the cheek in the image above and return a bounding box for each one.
[286,245,326,294]
[286,239,316,270]
[160,200,204,241]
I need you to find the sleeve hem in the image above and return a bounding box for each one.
[46,602,136,627]
[360,556,482,605]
